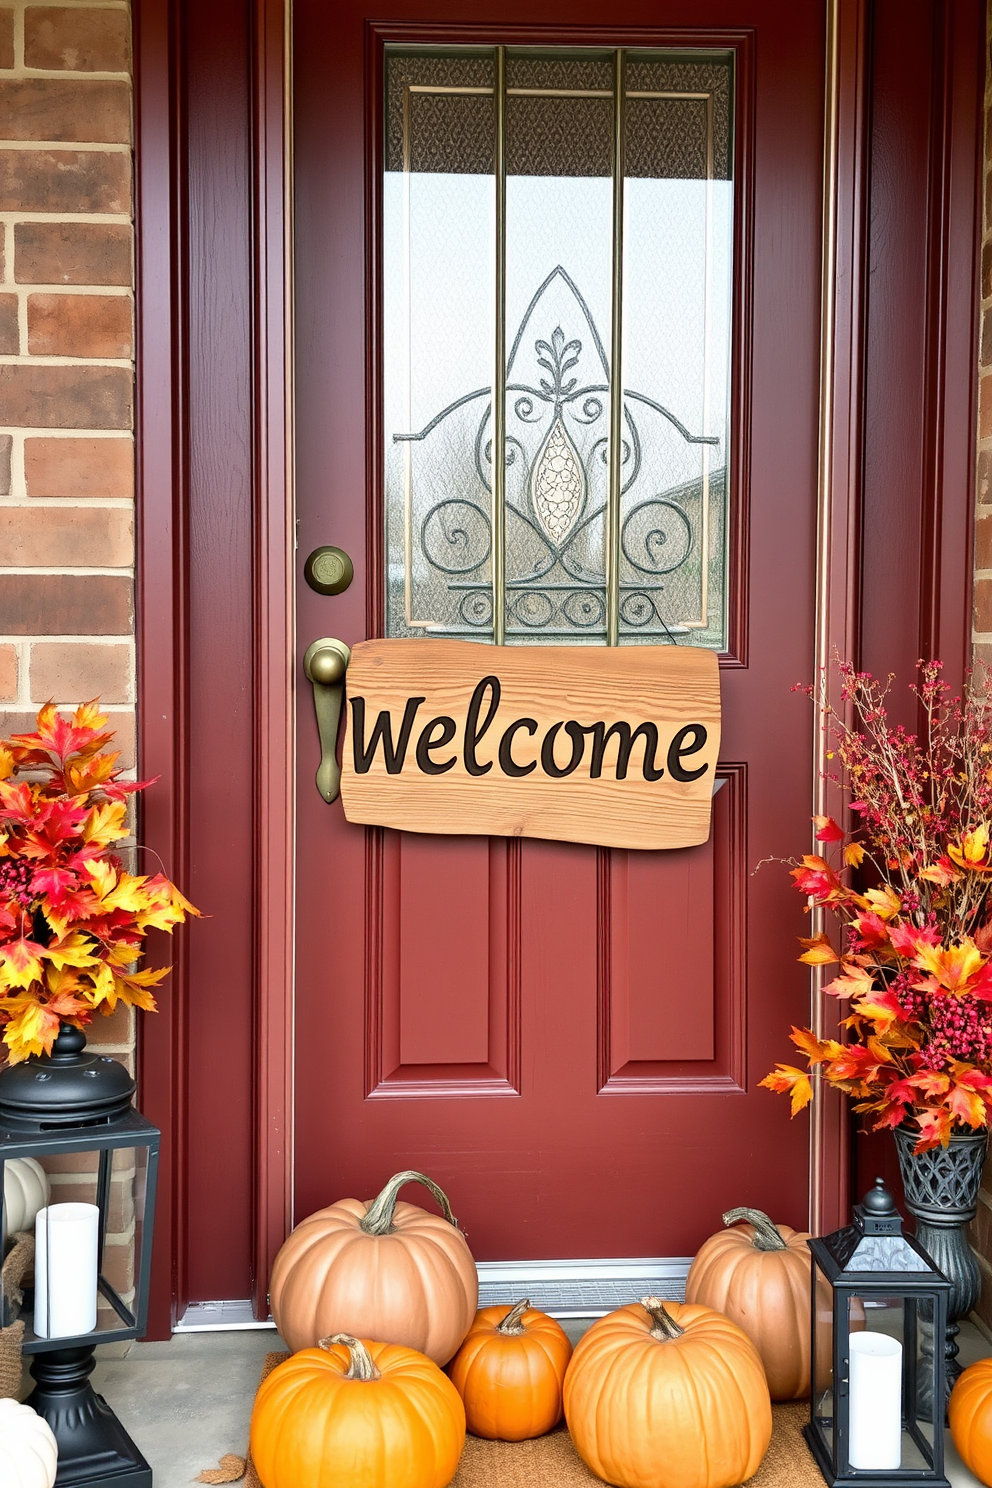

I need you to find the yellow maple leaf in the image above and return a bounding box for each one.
[166,883,200,919]
[81,800,128,849]
[44,964,81,996]
[82,859,117,898]
[948,823,992,872]
[862,884,902,921]
[798,933,841,966]
[136,903,183,933]
[101,873,153,915]
[86,961,117,1008]
[72,700,109,733]
[1,998,61,1062]
[112,969,163,1012]
[45,931,99,971]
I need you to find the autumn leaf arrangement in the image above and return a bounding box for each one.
[0,702,197,1065]
[761,660,992,1151]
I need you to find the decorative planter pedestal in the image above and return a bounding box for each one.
[893,1125,988,1412]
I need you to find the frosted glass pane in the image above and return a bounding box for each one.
[620,58,733,648]
[384,54,496,639]
[383,48,733,650]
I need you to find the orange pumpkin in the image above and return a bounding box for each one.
[447,1298,572,1441]
[685,1205,813,1399]
[269,1170,478,1365]
[250,1333,466,1488]
[563,1296,772,1488]
[950,1357,992,1485]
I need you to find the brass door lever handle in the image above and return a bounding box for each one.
[304,637,351,802]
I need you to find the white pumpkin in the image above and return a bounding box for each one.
[0,1399,57,1488]
[3,1159,50,1238]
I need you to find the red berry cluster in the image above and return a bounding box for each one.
[0,858,32,909]
[918,993,992,1070]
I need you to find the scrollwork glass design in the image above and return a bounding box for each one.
[383,48,733,648]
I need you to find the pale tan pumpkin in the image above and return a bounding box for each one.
[269,1170,478,1365]
[685,1206,813,1400]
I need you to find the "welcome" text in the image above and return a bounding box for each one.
[350,675,709,784]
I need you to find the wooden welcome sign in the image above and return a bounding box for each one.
[339,639,721,851]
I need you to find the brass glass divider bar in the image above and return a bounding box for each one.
[492,46,508,644]
[606,48,626,646]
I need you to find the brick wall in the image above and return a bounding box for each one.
[0,0,134,1029]
[0,3,137,1274]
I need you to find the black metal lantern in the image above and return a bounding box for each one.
[805,1178,952,1488]
[0,1025,159,1486]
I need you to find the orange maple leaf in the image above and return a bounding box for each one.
[788,1025,840,1064]
[913,938,992,997]
[945,1081,987,1128]
[823,964,877,1000]
[921,855,964,886]
[759,1065,813,1115]
[0,937,45,989]
[912,1108,954,1151]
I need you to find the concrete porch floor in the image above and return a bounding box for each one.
[14,1317,982,1487]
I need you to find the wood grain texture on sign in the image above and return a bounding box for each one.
[340,639,721,850]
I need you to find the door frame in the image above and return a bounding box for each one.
[134,0,294,1333]
[133,0,981,1336]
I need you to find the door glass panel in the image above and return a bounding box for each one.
[383,46,733,648]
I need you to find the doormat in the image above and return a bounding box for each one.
[197,1351,822,1488]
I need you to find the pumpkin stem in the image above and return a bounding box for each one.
[319,1334,381,1382]
[641,1296,685,1341]
[721,1207,787,1251]
[360,1170,460,1236]
[496,1299,530,1335]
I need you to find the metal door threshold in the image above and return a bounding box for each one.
[175,1301,277,1332]
[477,1257,692,1317]
[175,1258,693,1332]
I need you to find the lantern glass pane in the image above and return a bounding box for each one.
[848,1294,936,1472]
[841,1234,932,1273]
[1,1143,151,1346]
[811,1282,834,1460]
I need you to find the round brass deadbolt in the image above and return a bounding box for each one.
[304,545,354,596]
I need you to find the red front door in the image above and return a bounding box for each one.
[292,0,823,1279]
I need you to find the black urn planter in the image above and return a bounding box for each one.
[893,1123,988,1405]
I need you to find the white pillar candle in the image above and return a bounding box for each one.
[33,1203,99,1340]
[849,1331,903,1470]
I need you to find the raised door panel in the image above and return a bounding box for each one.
[600,765,745,1091]
[372,832,521,1095]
